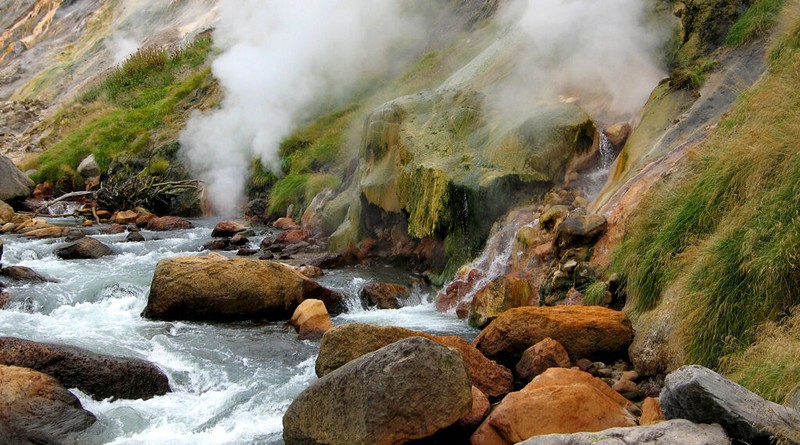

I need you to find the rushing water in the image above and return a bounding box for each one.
[0,218,475,444]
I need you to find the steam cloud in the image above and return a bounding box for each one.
[180,0,432,216]
[492,0,669,122]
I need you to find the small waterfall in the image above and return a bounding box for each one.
[599,132,615,168]
[439,208,538,313]
[45,201,83,215]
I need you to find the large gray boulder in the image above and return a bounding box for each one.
[283,337,473,445]
[0,337,170,400]
[0,365,96,444]
[661,365,800,444]
[517,419,730,445]
[0,156,34,202]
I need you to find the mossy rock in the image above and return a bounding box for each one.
[356,88,594,240]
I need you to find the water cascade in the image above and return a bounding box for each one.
[0,218,474,444]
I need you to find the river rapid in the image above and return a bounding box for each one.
[0,218,476,444]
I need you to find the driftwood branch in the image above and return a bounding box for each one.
[33,191,95,217]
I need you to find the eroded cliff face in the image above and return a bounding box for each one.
[0,0,217,162]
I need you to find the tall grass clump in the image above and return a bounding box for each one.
[612,6,800,368]
[727,0,786,47]
[30,35,215,183]
[721,308,800,404]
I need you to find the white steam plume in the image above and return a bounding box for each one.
[180,0,433,216]
[491,0,669,122]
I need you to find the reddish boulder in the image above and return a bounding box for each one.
[640,397,664,425]
[211,220,247,237]
[0,365,95,443]
[458,386,491,429]
[277,229,311,244]
[289,299,333,340]
[274,217,300,230]
[515,337,571,381]
[360,282,411,309]
[111,210,139,224]
[471,368,637,444]
[146,216,194,231]
[472,306,633,367]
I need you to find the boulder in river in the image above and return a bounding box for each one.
[55,237,112,259]
[289,299,333,340]
[0,265,56,282]
[283,337,473,445]
[660,365,800,444]
[211,220,247,237]
[0,337,170,400]
[0,365,96,443]
[359,282,411,309]
[316,322,513,399]
[472,306,633,367]
[516,419,730,445]
[0,155,34,202]
[146,216,194,231]
[471,368,638,445]
[142,255,345,321]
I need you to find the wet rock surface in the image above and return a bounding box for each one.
[55,237,112,259]
[0,337,170,400]
[143,255,344,321]
[0,365,96,444]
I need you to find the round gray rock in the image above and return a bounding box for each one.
[0,156,34,202]
[283,337,473,445]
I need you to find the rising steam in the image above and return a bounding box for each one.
[491,0,669,122]
[179,0,432,216]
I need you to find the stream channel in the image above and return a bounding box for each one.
[0,217,476,444]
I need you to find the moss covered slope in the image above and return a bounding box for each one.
[612,2,800,399]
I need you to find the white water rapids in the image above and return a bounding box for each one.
[0,218,475,444]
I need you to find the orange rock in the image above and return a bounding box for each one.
[146,216,194,231]
[274,217,300,230]
[289,299,333,340]
[639,397,664,425]
[211,220,247,237]
[24,226,70,239]
[515,337,571,381]
[458,386,491,429]
[471,368,637,444]
[295,265,324,278]
[277,229,311,244]
[95,210,112,220]
[111,210,139,225]
[472,306,633,366]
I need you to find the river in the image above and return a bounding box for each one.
[0,218,476,444]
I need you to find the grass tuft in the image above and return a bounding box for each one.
[727,0,786,47]
[582,280,608,306]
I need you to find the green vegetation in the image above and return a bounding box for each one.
[582,280,608,306]
[253,104,356,218]
[726,0,786,47]
[27,35,216,184]
[612,6,800,370]
[721,309,800,404]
